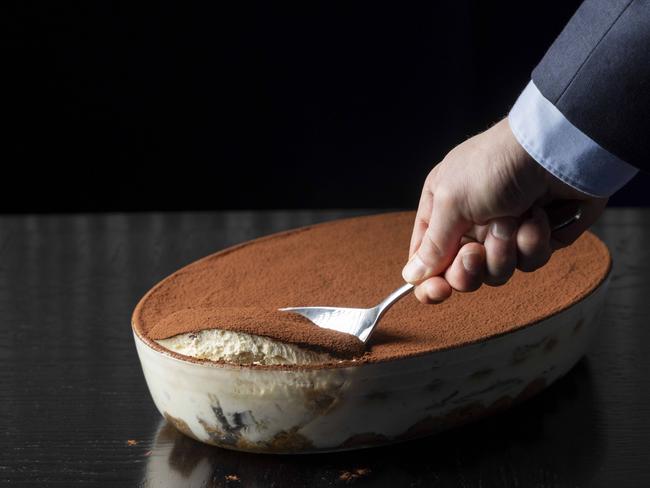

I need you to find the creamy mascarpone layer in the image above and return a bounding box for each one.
[155,328,335,365]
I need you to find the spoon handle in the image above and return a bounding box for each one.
[376,283,415,318]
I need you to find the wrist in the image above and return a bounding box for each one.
[501,117,551,191]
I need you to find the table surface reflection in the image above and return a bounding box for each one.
[1,209,649,487]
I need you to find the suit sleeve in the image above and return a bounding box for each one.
[508,0,648,197]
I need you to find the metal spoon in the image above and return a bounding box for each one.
[279,205,582,344]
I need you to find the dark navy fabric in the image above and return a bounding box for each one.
[532,0,649,169]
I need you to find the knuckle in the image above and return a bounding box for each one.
[518,229,547,254]
[419,231,443,265]
[415,283,437,304]
[435,186,457,208]
[518,261,541,273]
[424,169,437,187]
[458,280,482,293]
[485,276,508,287]
[486,267,514,286]
[517,249,550,272]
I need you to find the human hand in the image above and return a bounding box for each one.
[403,118,607,304]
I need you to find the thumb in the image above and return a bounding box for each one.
[402,191,471,284]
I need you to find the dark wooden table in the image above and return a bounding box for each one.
[1,209,649,487]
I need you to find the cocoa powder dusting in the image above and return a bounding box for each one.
[132,212,610,366]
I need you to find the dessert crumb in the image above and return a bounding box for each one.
[339,467,371,482]
[126,439,138,446]
[225,474,241,482]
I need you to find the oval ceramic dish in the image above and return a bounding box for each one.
[132,273,609,454]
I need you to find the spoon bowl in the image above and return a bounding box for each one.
[279,283,414,343]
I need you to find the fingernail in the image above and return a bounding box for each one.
[462,252,482,274]
[402,255,429,283]
[491,220,516,240]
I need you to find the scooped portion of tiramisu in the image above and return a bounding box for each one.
[156,329,336,366]
[150,307,365,365]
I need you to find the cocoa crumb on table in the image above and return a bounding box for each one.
[339,467,371,482]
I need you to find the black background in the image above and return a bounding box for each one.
[4,1,649,212]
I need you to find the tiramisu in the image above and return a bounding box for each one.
[133,212,610,367]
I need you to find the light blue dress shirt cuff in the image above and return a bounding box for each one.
[508,81,638,198]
